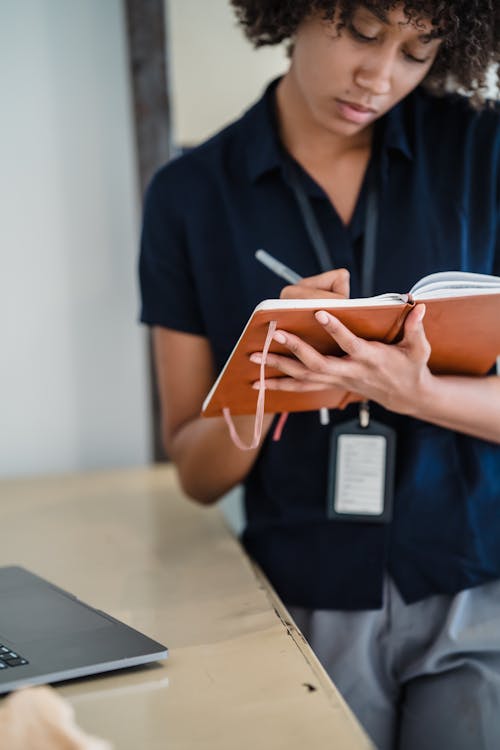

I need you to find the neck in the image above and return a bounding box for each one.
[275,72,373,166]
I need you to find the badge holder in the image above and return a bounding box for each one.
[288,156,394,522]
[327,401,396,523]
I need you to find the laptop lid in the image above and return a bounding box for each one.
[0,566,168,695]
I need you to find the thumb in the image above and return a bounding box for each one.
[402,304,430,361]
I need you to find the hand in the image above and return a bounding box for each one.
[249,304,433,416]
[0,686,112,750]
[280,268,350,300]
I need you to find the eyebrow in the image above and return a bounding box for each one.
[359,6,438,42]
[362,6,389,24]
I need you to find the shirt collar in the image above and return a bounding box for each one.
[375,94,414,188]
[243,78,288,183]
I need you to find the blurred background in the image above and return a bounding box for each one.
[0,0,287,479]
[4,2,495,483]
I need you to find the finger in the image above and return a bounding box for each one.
[272,329,355,378]
[249,350,312,380]
[250,346,344,384]
[280,285,347,300]
[314,310,367,360]
[404,303,426,333]
[299,268,350,295]
[401,304,431,362]
[252,377,336,393]
[280,268,350,300]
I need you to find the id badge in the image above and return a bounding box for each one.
[327,416,396,523]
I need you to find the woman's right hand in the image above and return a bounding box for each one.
[280,268,350,300]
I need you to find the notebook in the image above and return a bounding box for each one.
[0,566,167,695]
[202,270,500,417]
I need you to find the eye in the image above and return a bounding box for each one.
[403,50,432,65]
[348,23,377,42]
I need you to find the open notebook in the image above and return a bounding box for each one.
[202,270,500,418]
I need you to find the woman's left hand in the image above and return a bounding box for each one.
[249,303,433,416]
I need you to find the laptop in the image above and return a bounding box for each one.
[0,565,168,695]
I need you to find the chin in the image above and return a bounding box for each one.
[322,117,366,138]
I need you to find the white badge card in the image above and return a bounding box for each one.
[327,419,396,523]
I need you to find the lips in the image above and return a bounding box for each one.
[337,99,376,114]
[335,98,377,124]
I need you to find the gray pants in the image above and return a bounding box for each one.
[289,578,500,750]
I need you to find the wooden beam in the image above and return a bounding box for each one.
[124,0,171,461]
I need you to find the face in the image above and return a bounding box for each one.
[287,3,442,138]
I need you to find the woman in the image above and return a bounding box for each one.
[140,2,500,747]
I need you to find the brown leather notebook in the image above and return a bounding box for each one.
[202,271,500,417]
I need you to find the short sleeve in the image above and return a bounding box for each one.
[493,106,500,277]
[139,165,206,335]
[496,139,500,273]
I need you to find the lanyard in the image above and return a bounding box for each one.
[286,160,379,297]
[286,160,379,425]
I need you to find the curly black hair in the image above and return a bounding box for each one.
[230,1,500,107]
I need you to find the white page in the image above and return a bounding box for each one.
[410,270,500,298]
[255,294,407,312]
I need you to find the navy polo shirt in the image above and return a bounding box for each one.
[140,79,500,610]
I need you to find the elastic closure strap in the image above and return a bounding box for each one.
[223,320,277,450]
[272,411,289,441]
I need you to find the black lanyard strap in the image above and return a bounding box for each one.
[287,160,379,297]
[361,178,379,298]
[287,162,333,274]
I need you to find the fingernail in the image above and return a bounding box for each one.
[418,305,426,322]
[315,311,329,325]
[250,353,262,364]
[252,382,261,389]
[274,332,287,344]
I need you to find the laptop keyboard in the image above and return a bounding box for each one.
[0,644,28,669]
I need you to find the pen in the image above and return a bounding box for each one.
[255,248,303,285]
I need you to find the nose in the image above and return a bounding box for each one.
[354,50,394,96]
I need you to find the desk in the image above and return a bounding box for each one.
[0,466,372,749]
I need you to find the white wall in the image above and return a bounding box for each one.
[0,1,151,477]
[0,0,285,482]
[168,0,288,145]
